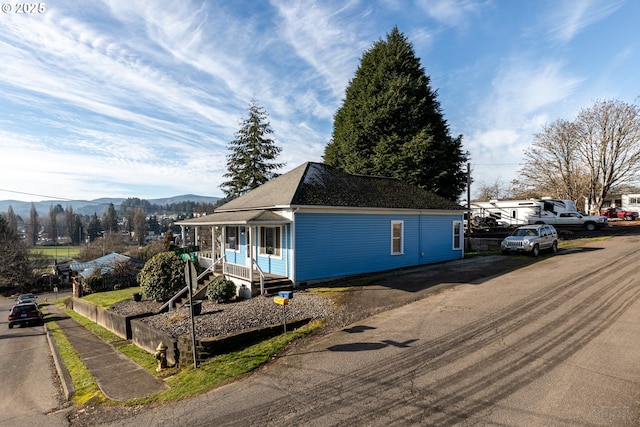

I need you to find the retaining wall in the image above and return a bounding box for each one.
[177,318,311,366]
[130,318,179,366]
[72,297,156,340]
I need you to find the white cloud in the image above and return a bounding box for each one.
[415,0,486,28]
[544,0,624,44]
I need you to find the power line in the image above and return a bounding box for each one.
[0,188,74,201]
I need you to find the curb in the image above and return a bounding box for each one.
[44,320,75,400]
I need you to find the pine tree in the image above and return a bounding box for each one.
[102,202,119,233]
[220,100,284,198]
[87,213,103,242]
[323,27,468,200]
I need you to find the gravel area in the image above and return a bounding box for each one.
[110,293,335,339]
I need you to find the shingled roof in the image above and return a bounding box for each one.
[217,162,464,211]
[177,163,463,226]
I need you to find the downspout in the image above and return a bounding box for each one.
[291,209,297,284]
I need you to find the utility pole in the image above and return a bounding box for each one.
[466,162,471,251]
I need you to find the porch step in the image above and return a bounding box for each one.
[254,279,295,297]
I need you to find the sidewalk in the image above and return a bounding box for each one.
[45,303,168,402]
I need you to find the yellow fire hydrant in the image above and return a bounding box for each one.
[154,342,168,372]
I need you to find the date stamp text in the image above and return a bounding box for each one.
[1,3,46,14]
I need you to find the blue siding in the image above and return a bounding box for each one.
[294,212,463,282]
[224,230,246,264]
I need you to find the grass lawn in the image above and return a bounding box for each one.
[82,286,142,308]
[32,245,81,259]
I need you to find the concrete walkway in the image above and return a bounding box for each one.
[45,303,168,402]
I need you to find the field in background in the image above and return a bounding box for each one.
[32,245,81,260]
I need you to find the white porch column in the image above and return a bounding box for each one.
[248,226,253,283]
[180,225,186,247]
[211,226,216,260]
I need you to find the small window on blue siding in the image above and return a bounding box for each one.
[453,221,463,250]
[225,226,239,251]
[391,221,404,255]
[260,226,281,257]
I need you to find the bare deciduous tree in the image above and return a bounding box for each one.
[517,99,640,212]
[575,99,640,212]
[519,119,589,204]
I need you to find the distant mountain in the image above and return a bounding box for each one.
[0,194,221,218]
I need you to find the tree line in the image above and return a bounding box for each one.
[1,198,221,248]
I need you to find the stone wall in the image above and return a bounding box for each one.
[177,318,310,366]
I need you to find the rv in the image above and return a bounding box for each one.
[468,198,607,231]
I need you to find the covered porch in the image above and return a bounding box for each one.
[176,210,293,296]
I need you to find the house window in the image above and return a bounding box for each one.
[225,226,239,251]
[391,221,403,255]
[260,226,281,256]
[453,221,463,250]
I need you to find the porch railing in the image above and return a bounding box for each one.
[221,259,266,295]
[253,260,265,295]
[223,262,250,279]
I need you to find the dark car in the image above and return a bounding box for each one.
[7,303,44,328]
[16,293,37,304]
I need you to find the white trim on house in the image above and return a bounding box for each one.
[391,220,404,255]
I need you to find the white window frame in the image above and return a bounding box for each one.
[391,220,404,255]
[259,226,282,257]
[452,220,463,250]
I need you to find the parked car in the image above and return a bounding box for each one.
[599,207,639,221]
[16,293,37,304]
[7,303,44,328]
[501,224,558,257]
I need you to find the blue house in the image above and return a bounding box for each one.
[177,162,465,296]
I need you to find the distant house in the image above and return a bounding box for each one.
[70,253,144,296]
[596,193,640,214]
[176,162,466,296]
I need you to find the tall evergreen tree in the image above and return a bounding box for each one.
[324,27,468,200]
[28,203,39,247]
[6,205,18,234]
[220,99,284,198]
[102,202,119,233]
[87,212,103,242]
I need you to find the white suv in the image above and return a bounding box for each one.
[501,224,558,257]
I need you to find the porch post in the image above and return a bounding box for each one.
[248,226,253,283]
[221,226,226,272]
[211,226,216,260]
[180,225,186,248]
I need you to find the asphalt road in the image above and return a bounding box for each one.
[0,293,68,427]
[94,233,640,426]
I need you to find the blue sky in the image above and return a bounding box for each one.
[1,0,638,203]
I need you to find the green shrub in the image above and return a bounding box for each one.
[82,275,105,294]
[206,277,237,303]
[137,252,185,301]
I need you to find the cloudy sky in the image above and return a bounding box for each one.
[1,0,638,202]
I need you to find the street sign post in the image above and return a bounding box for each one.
[184,259,198,369]
[175,245,199,262]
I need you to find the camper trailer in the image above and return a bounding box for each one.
[469,198,607,231]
